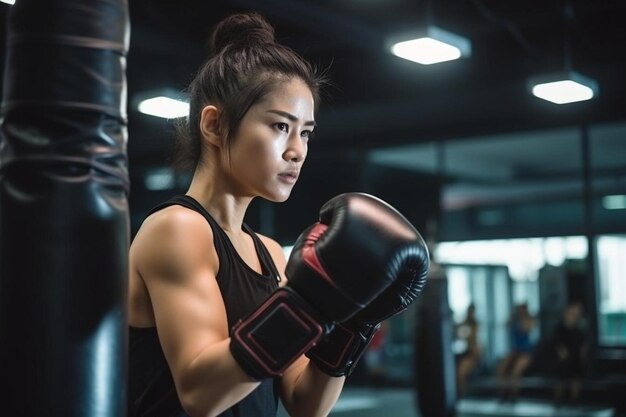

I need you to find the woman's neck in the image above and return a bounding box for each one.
[186,165,253,233]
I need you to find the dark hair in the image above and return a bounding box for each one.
[173,12,328,171]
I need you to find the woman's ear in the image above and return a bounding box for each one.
[199,105,222,147]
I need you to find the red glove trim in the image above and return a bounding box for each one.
[301,223,337,288]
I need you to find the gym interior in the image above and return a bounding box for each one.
[1,1,625,416]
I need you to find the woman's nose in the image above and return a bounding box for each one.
[284,133,306,162]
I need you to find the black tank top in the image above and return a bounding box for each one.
[128,195,281,417]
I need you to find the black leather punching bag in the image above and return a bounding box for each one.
[414,262,457,417]
[0,1,130,416]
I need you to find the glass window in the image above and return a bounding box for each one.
[447,266,472,323]
[437,237,588,368]
[596,235,626,346]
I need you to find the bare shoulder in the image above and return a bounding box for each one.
[130,204,230,381]
[255,233,288,284]
[131,204,217,283]
[255,233,284,255]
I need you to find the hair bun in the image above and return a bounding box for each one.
[210,12,276,55]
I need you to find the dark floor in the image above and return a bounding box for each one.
[277,387,419,417]
[277,387,618,417]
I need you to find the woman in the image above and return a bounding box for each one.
[127,13,342,417]
[456,304,481,396]
[497,303,535,401]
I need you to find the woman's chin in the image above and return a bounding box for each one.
[272,193,291,203]
[265,188,293,203]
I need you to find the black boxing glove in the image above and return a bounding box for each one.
[306,237,429,376]
[230,193,423,380]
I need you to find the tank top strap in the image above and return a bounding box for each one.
[243,223,282,284]
[147,195,281,284]
[159,194,221,229]
[146,194,233,262]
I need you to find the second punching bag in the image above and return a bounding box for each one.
[414,259,457,417]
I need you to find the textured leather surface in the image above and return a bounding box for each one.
[230,287,328,380]
[0,1,130,416]
[288,192,428,322]
[304,192,430,376]
[231,192,428,380]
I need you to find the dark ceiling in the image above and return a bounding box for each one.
[1,0,626,240]
[1,0,625,165]
[121,0,626,164]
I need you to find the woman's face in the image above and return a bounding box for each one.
[222,78,315,202]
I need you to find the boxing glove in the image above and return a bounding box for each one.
[230,193,424,379]
[306,237,429,376]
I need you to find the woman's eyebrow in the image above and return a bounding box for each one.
[267,109,316,126]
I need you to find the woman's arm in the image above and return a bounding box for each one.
[133,207,260,417]
[258,235,345,417]
[280,358,345,417]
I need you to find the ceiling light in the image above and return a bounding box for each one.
[528,71,598,104]
[389,26,471,65]
[0,0,15,5]
[602,194,626,210]
[137,96,189,119]
[144,168,175,191]
[133,89,189,119]
[527,4,601,105]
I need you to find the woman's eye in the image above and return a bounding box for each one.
[275,122,289,132]
[301,130,314,139]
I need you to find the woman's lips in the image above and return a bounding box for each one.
[278,172,299,184]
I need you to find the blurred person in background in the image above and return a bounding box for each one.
[497,302,536,401]
[456,304,482,397]
[552,301,588,406]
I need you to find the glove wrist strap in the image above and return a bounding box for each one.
[306,320,381,377]
[230,287,331,380]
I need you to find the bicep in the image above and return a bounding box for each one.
[137,210,228,383]
[147,263,228,378]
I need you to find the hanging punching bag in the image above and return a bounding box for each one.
[0,0,130,416]
[414,262,457,417]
